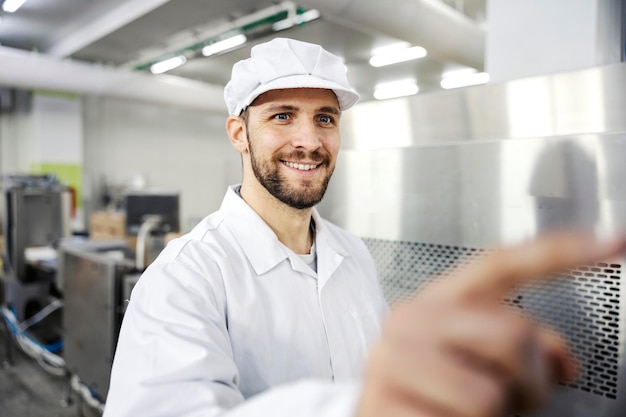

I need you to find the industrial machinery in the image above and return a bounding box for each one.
[124,192,180,237]
[59,239,139,401]
[60,191,180,401]
[318,61,626,417]
[0,175,71,342]
[0,178,180,407]
[123,191,180,269]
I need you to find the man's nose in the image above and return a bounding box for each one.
[291,120,322,150]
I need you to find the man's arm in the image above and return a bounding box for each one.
[103,259,245,416]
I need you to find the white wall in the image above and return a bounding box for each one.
[0,96,34,174]
[82,96,241,232]
[32,94,83,166]
[32,94,85,230]
[0,93,83,175]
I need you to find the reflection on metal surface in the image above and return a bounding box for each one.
[340,62,626,149]
[321,133,626,248]
[343,98,414,149]
[318,62,626,417]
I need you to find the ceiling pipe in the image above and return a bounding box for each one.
[297,0,485,70]
[46,0,173,58]
[0,46,227,113]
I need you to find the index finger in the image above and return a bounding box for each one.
[432,231,626,302]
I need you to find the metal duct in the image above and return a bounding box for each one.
[0,46,226,113]
[298,0,485,70]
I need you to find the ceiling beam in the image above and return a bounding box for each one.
[0,46,227,113]
[46,0,173,58]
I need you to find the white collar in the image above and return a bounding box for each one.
[220,185,349,277]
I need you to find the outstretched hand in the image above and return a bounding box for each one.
[357,231,626,417]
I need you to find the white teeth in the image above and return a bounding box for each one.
[284,161,317,171]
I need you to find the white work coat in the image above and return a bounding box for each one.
[103,186,388,417]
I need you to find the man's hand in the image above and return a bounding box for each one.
[357,231,626,417]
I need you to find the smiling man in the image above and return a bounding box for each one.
[103,38,626,417]
[103,38,389,417]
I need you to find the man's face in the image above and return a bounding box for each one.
[243,88,341,209]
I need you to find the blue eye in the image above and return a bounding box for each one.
[274,113,289,120]
[319,115,333,124]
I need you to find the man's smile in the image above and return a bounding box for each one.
[282,161,321,171]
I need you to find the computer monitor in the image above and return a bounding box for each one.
[123,193,180,236]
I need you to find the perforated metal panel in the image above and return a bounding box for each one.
[364,238,486,304]
[364,238,623,402]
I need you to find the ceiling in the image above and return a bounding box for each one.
[0,0,487,106]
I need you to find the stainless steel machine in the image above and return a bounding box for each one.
[59,239,139,401]
[318,61,626,417]
[60,192,180,401]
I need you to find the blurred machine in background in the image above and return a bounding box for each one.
[1,181,181,410]
[124,192,180,269]
[0,174,72,410]
[124,192,180,237]
[60,239,139,402]
[0,175,70,339]
[319,61,626,417]
[60,191,180,402]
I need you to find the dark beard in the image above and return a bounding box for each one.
[248,134,334,209]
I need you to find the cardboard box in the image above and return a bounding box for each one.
[89,211,182,269]
[90,211,126,240]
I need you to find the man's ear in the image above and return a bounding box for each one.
[226,115,248,154]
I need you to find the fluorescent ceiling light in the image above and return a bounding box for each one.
[440,72,490,89]
[371,42,410,56]
[2,0,27,13]
[374,81,419,100]
[272,19,293,31]
[150,55,187,75]
[202,34,247,57]
[441,68,477,79]
[369,45,427,68]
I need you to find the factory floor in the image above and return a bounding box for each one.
[0,322,101,417]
